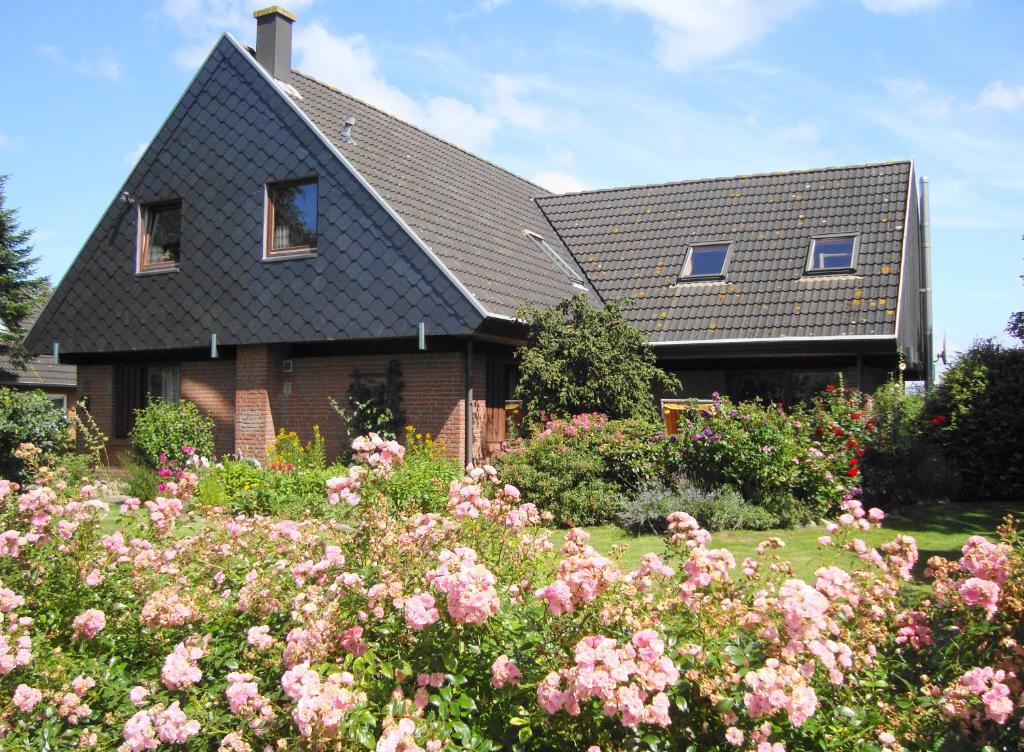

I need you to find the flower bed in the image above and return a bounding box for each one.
[0,435,1022,750]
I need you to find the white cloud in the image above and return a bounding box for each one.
[771,121,822,144]
[39,45,122,79]
[294,23,503,150]
[0,133,9,148]
[479,0,511,10]
[161,0,318,69]
[880,77,954,119]
[978,80,1024,112]
[861,0,950,12]
[532,170,593,193]
[485,75,552,131]
[573,0,815,71]
[124,142,150,167]
[158,2,562,152]
[869,77,1024,231]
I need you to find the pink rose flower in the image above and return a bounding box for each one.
[71,609,106,640]
[13,683,42,712]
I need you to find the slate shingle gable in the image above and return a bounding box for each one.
[26,36,484,358]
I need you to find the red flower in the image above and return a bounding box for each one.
[846,468,860,477]
[932,415,947,426]
[826,385,835,392]
[816,427,824,435]
[833,427,843,436]
[847,439,858,448]
[849,457,859,466]
[856,449,865,457]
[850,412,862,420]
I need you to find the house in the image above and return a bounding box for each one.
[26,8,931,464]
[1,307,77,410]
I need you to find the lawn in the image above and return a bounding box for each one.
[580,501,1023,586]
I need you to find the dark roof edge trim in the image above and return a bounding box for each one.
[893,161,915,343]
[651,335,897,347]
[25,39,231,354]
[223,33,491,322]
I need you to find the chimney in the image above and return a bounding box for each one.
[253,6,295,83]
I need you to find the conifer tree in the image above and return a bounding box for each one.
[0,175,47,363]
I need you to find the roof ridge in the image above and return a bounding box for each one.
[289,68,554,198]
[538,159,913,200]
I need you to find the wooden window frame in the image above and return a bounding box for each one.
[137,200,183,273]
[264,177,319,259]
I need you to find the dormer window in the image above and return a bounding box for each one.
[679,242,730,281]
[806,235,857,274]
[525,230,585,287]
[266,178,318,257]
[138,201,182,272]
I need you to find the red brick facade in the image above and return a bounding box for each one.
[181,359,236,455]
[78,348,490,466]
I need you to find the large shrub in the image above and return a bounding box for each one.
[129,398,215,466]
[0,387,67,480]
[930,340,1024,500]
[515,295,680,426]
[858,379,950,508]
[494,413,664,526]
[4,436,1024,750]
[665,388,871,525]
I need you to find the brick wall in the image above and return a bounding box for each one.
[234,345,281,459]
[71,349,489,466]
[280,350,486,465]
[181,359,236,456]
[76,364,121,456]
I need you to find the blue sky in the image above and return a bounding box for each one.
[2,0,1022,363]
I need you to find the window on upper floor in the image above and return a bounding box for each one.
[138,201,182,272]
[524,230,585,286]
[266,178,318,257]
[806,235,857,275]
[679,242,731,281]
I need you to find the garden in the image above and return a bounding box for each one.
[0,296,1023,751]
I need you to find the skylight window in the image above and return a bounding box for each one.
[679,242,730,281]
[806,235,857,274]
[525,230,585,286]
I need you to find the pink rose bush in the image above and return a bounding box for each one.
[0,434,1023,750]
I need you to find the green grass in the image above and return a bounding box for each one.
[579,501,1023,586]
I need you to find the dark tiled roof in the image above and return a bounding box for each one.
[537,161,913,343]
[288,71,595,318]
[26,37,484,357]
[0,355,76,388]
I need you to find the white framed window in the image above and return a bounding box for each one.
[806,235,857,274]
[679,242,731,281]
[46,393,68,411]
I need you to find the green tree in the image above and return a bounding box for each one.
[514,294,680,426]
[0,176,47,363]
